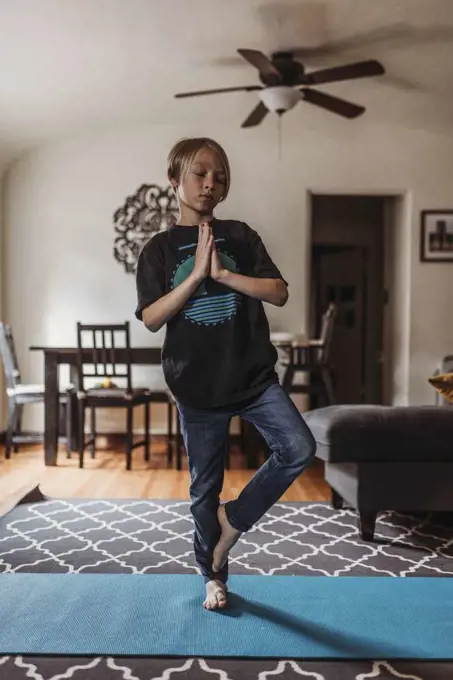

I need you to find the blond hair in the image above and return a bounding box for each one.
[167,137,231,202]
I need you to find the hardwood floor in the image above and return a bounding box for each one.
[0,435,331,516]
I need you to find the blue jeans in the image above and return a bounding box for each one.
[176,383,316,584]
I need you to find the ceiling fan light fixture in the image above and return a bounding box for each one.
[259,86,300,113]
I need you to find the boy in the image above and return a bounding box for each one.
[135,137,316,610]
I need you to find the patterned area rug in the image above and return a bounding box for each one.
[0,490,452,680]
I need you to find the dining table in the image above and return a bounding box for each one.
[30,346,162,466]
[31,335,308,468]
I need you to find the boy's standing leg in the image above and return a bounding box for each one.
[213,383,316,572]
[176,402,231,609]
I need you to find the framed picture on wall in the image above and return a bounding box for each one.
[420,210,453,262]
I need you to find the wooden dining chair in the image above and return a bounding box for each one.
[281,303,338,406]
[75,321,168,470]
[0,322,72,459]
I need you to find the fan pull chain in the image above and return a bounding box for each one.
[277,113,282,161]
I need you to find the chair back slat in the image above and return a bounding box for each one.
[0,322,21,389]
[285,303,337,369]
[319,303,338,364]
[76,322,132,391]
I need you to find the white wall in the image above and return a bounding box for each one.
[0,183,4,425]
[3,115,453,432]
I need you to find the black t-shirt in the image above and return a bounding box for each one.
[135,218,287,409]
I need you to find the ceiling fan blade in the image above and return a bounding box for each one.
[301,59,385,86]
[237,48,282,80]
[241,101,269,128]
[301,88,365,119]
[290,23,453,61]
[289,23,410,61]
[175,85,262,98]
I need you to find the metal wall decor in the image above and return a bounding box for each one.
[113,184,178,273]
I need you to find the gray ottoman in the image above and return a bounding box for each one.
[303,405,453,541]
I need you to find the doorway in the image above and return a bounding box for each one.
[310,195,388,404]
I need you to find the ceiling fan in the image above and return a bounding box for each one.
[174,49,385,128]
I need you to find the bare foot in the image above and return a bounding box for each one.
[212,504,241,573]
[203,580,228,610]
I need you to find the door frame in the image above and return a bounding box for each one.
[307,190,411,406]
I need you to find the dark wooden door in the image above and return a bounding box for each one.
[310,195,385,405]
[317,248,366,403]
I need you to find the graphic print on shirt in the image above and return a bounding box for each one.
[170,238,242,326]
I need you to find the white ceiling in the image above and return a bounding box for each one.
[0,0,453,163]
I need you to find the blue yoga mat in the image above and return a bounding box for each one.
[0,574,452,658]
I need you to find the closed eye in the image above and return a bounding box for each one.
[195,171,225,184]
